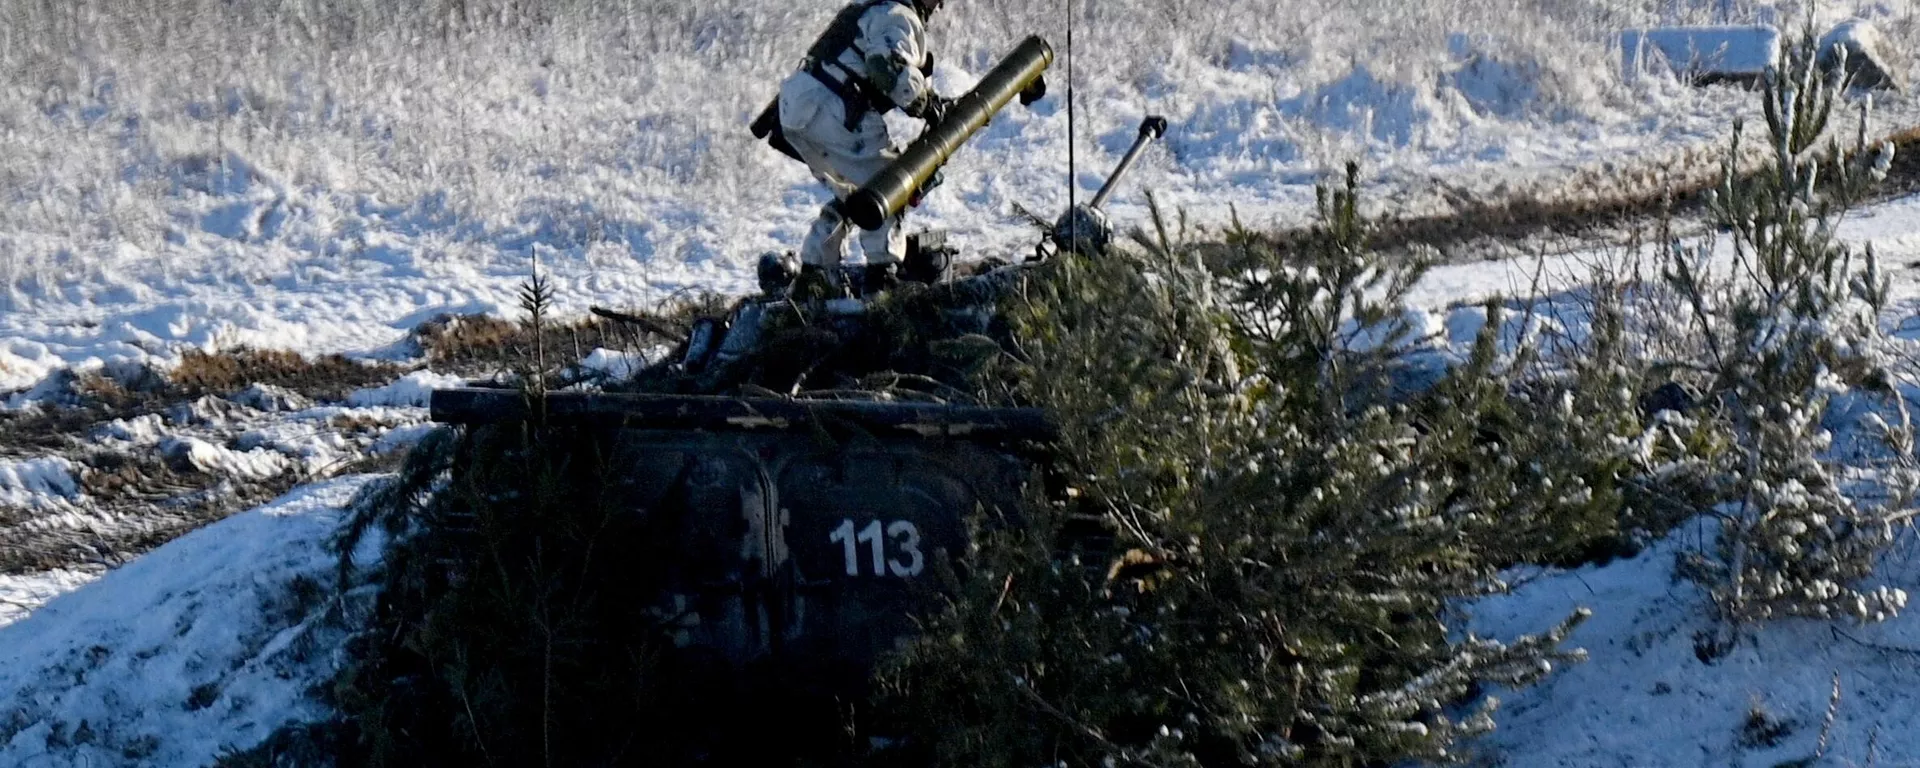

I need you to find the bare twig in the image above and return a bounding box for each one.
[991,572,1015,614]
[1815,670,1841,759]
[1830,625,1920,657]
[589,305,687,344]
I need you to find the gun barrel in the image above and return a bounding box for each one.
[1088,116,1167,211]
[846,36,1054,231]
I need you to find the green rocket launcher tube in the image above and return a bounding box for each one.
[846,35,1054,231]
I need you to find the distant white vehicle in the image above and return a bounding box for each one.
[1621,25,1780,85]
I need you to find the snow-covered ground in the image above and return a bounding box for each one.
[3,0,1918,393]
[0,374,443,643]
[0,477,378,767]
[6,0,1920,764]
[1471,527,1920,767]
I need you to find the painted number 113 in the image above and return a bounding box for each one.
[828,519,925,578]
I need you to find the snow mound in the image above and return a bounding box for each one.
[1468,528,1920,766]
[0,457,83,510]
[0,477,374,767]
[1819,19,1906,91]
[345,370,465,408]
[161,437,293,481]
[0,343,63,397]
[229,383,314,414]
[577,347,654,380]
[94,414,168,446]
[371,423,444,456]
[168,395,255,429]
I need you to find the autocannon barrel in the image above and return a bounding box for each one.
[846,35,1054,231]
[1088,116,1168,211]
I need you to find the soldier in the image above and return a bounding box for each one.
[773,0,952,297]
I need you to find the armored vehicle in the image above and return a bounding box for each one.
[423,34,1168,689]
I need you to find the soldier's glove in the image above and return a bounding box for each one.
[912,93,952,125]
[1019,74,1047,106]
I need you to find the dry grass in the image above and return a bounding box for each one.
[0,403,123,454]
[0,450,301,573]
[412,313,625,375]
[170,348,402,402]
[411,295,729,376]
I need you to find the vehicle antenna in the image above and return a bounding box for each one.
[1066,0,1076,215]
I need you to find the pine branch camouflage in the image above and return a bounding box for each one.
[869,170,1603,767]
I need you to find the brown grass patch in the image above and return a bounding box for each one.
[411,294,729,375]
[171,348,402,402]
[411,313,617,374]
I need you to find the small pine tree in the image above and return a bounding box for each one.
[1656,29,1909,633]
[518,252,557,396]
[1412,285,1657,568]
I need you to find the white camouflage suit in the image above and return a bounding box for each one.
[777,0,935,270]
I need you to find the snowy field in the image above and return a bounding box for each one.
[5,0,1920,764]
[1471,529,1920,766]
[3,0,1919,392]
[10,197,1920,765]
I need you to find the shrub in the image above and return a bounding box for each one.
[865,171,1595,766]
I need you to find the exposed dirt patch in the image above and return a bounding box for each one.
[1264,126,1920,260]
[2,348,401,461]
[0,404,129,456]
[0,361,429,576]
